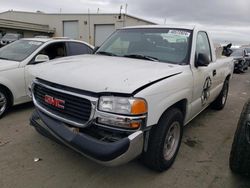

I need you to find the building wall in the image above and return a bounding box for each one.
[0,11,154,45]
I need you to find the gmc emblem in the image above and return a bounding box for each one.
[44,95,65,109]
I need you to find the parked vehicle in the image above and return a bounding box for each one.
[230,99,250,176]
[0,38,93,118]
[30,25,234,171]
[231,48,249,73]
[245,48,250,66]
[0,33,23,47]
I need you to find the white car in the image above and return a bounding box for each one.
[0,38,93,118]
[30,25,234,171]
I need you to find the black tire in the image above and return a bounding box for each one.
[211,79,229,110]
[229,100,250,175]
[142,108,183,172]
[0,88,10,119]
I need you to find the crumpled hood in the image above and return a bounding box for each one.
[0,60,20,71]
[30,54,183,94]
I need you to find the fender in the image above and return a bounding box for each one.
[132,72,182,95]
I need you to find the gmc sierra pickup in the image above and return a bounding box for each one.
[30,25,234,171]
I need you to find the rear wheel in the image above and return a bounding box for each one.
[211,79,229,110]
[230,100,250,175]
[142,108,183,171]
[0,89,10,119]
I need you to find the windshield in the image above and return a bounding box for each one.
[245,48,250,53]
[0,40,43,62]
[97,28,192,64]
[231,49,243,57]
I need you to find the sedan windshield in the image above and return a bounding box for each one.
[0,40,43,62]
[245,48,250,53]
[97,28,192,64]
[2,33,19,40]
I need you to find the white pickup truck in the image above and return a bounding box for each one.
[30,25,234,171]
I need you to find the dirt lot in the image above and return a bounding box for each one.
[1,71,250,188]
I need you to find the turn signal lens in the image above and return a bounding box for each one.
[129,122,141,129]
[131,99,147,115]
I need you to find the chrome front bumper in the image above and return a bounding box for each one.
[30,109,144,166]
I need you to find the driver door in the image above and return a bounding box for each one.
[190,31,218,118]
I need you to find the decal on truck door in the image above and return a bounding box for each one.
[201,77,212,106]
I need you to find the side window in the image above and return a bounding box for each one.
[30,42,67,64]
[67,42,93,56]
[39,42,66,60]
[196,32,212,62]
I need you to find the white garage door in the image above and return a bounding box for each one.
[63,21,79,39]
[95,24,115,46]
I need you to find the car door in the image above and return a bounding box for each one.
[24,41,67,95]
[190,31,218,118]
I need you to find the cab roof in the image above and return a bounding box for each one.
[19,38,94,48]
[122,24,197,30]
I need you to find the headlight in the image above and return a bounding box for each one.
[98,96,147,115]
[96,96,147,130]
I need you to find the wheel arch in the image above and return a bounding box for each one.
[226,74,231,81]
[158,99,187,125]
[0,84,14,106]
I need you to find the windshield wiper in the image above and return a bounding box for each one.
[123,54,159,62]
[0,57,10,60]
[96,51,117,56]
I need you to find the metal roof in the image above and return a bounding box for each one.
[0,10,156,25]
[0,18,55,33]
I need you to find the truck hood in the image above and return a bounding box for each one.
[0,59,20,71]
[31,55,184,94]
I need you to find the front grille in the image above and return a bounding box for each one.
[33,83,92,125]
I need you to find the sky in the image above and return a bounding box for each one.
[1,0,250,45]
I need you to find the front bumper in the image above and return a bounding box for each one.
[234,60,248,71]
[30,109,144,166]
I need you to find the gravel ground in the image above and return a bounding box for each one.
[0,71,250,188]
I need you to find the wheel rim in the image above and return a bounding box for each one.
[0,92,7,116]
[163,121,181,160]
[222,83,228,105]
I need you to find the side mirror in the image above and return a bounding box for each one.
[93,46,100,54]
[196,53,210,67]
[34,54,49,64]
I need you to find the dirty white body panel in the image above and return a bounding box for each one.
[31,25,234,127]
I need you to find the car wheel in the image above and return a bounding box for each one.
[0,89,10,118]
[229,99,250,175]
[142,108,183,172]
[211,79,229,110]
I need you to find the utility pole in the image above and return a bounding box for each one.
[124,4,128,27]
[88,9,91,45]
[164,18,167,24]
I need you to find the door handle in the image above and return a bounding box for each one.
[213,70,217,76]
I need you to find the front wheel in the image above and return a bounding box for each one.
[142,108,183,172]
[0,89,9,119]
[211,79,229,110]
